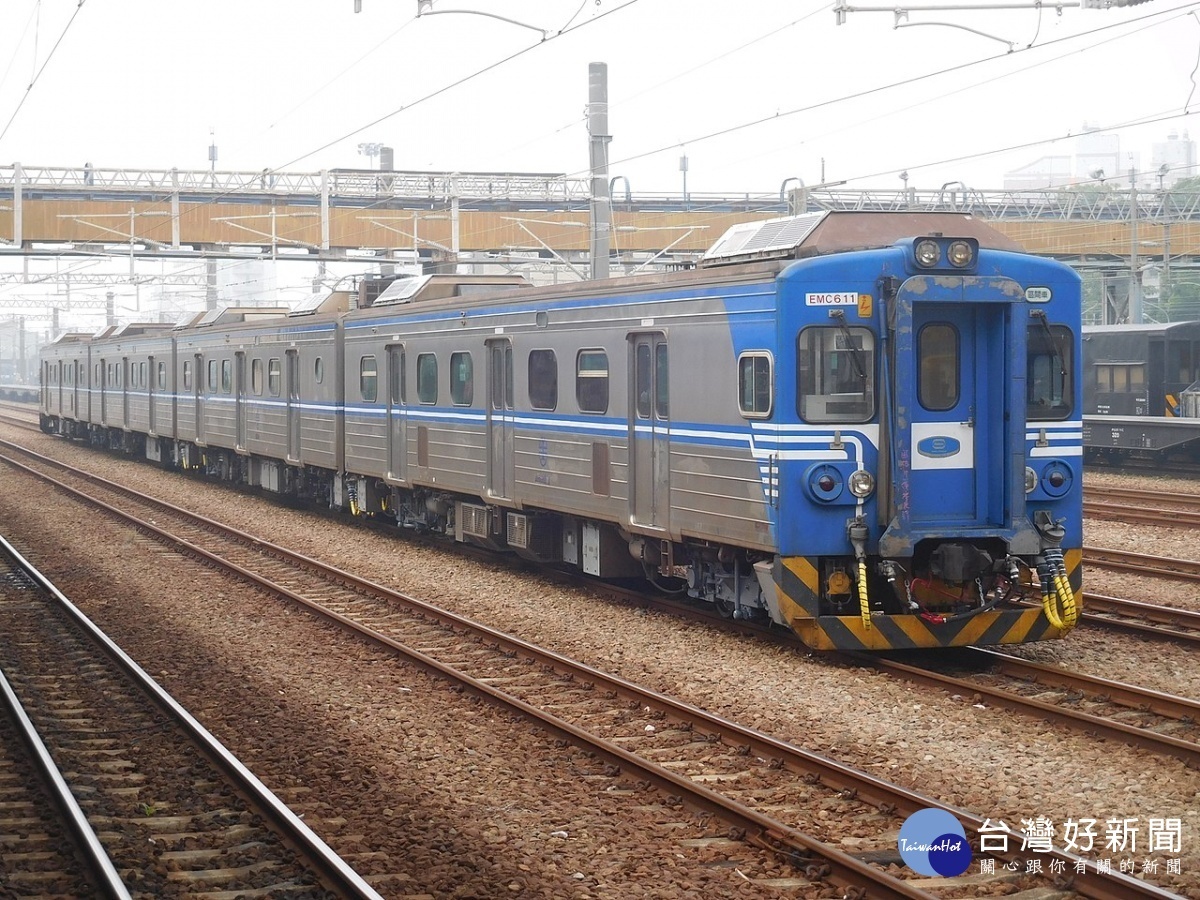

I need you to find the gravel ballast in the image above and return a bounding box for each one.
[3,423,1199,896]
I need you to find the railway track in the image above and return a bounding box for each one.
[0,439,1178,900]
[1078,593,1200,645]
[1086,485,1200,511]
[0,547,116,897]
[0,409,39,431]
[0,531,383,899]
[861,649,1200,769]
[1082,484,1200,528]
[1084,546,1200,583]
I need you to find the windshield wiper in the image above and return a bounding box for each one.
[830,309,867,382]
[1031,309,1066,380]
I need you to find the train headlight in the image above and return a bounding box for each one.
[848,469,875,499]
[947,240,975,267]
[1025,467,1037,494]
[914,239,941,268]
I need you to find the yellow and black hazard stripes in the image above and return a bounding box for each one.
[773,555,1082,651]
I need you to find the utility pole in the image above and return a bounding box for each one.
[588,62,611,281]
[17,316,25,383]
[1129,167,1142,323]
[1161,220,1172,315]
[680,154,689,211]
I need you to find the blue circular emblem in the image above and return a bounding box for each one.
[897,809,972,877]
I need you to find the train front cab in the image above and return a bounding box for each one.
[39,334,92,437]
[768,235,1083,650]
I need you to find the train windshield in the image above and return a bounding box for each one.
[797,326,875,423]
[1027,322,1073,420]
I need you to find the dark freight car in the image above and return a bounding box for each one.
[1082,321,1200,458]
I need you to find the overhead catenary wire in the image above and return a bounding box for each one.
[569,0,1200,185]
[0,0,87,147]
[0,1,43,102]
[4,0,1199,316]
[271,0,644,174]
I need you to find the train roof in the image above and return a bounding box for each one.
[188,307,292,328]
[700,210,1024,267]
[1084,321,1200,338]
[369,273,531,307]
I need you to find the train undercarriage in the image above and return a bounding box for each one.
[38,417,1082,651]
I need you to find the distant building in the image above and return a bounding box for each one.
[1002,125,1190,189]
[1074,126,1121,184]
[218,260,278,307]
[1151,131,1197,186]
[1003,156,1073,190]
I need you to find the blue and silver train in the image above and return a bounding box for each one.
[40,211,1082,650]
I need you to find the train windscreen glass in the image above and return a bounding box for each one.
[1027,323,1073,420]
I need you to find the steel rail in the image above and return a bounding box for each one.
[1083,500,1200,528]
[0,513,384,900]
[1084,487,1200,511]
[965,646,1200,722]
[862,653,1200,769]
[1085,546,1200,582]
[0,440,1180,900]
[0,555,131,899]
[1080,593,1200,645]
[0,445,937,898]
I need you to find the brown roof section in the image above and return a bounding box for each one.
[807,211,1024,255]
[701,210,1025,267]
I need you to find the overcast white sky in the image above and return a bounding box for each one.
[2,0,1198,196]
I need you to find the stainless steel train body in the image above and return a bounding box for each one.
[40,211,1083,651]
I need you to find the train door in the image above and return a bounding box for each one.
[895,297,1005,528]
[486,339,514,500]
[628,333,670,530]
[100,359,108,423]
[121,358,130,427]
[71,360,81,418]
[286,350,300,461]
[194,354,206,444]
[235,352,247,450]
[386,345,406,482]
[148,355,157,434]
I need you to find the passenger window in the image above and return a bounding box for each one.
[360,355,378,402]
[797,326,875,423]
[918,324,959,411]
[737,353,772,418]
[252,359,264,395]
[635,344,652,418]
[1026,323,1073,421]
[528,349,557,410]
[417,353,438,404]
[450,352,472,406]
[389,349,405,405]
[576,350,609,414]
[268,358,281,396]
[655,343,669,418]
